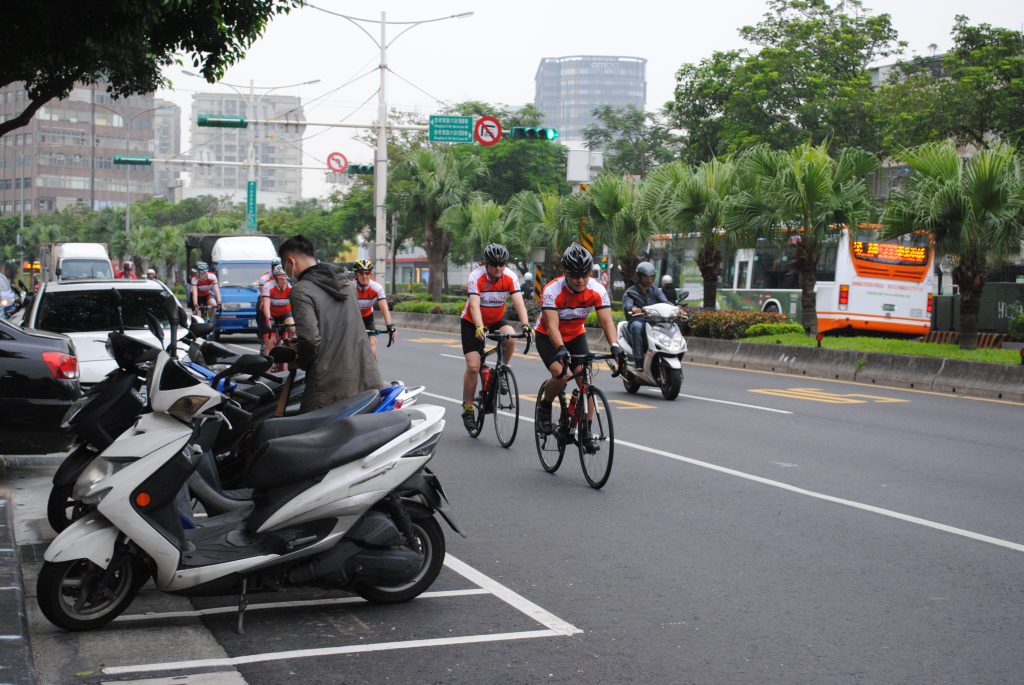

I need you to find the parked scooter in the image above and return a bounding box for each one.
[615,297,689,400]
[38,345,457,632]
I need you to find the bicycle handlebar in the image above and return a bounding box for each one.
[369,328,397,347]
[485,330,532,355]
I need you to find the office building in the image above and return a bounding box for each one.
[186,92,304,207]
[534,56,647,142]
[152,99,181,200]
[0,82,155,217]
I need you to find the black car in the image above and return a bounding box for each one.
[0,318,81,454]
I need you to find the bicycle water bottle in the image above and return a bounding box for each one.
[481,367,492,393]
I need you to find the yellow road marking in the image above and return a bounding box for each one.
[608,399,657,410]
[749,387,910,404]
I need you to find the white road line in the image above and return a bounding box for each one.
[439,353,464,360]
[638,387,793,413]
[423,392,1024,554]
[444,554,582,636]
[102,630,562,675]
[115,589,489,622]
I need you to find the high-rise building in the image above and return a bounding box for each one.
[152,99,181,200]
[0,83,155,217]
[186,92,304,207]
[534,56,647,142]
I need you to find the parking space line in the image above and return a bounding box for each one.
[102,630,562,675]
[115,589,490,622]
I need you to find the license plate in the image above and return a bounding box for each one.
[248,319,257,328]
[882,304,896,312]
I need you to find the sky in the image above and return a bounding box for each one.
[155,0,1023,200]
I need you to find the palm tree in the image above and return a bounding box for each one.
[439,197,514,265]
[575,174,657,285]
[646,159,739,309]
[726,143,877,335]
[393,148,487,300]
[882,142,1024,349]
[505,189,579,283]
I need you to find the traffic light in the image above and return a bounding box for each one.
[348,164,374,174]
[507,127,559,141]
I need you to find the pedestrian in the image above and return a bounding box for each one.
[279,235,382,412]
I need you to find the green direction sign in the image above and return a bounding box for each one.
[429,115,473,143]
[246,181,257,232]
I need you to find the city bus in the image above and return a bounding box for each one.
[717,225,935,335]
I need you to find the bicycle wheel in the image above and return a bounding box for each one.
[493,366,520,448]
[578,386,614,488]
[534,383,566,473]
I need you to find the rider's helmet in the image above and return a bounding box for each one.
[661,274,673,285]
[483,243,510,266]
[523,271,533,281]
[272,265,287,278]
[560,242,594,276]
[146,268,157,279]
[271,257,282,267]
[636,262,656,280]
[353,259,373,273]
[196,261,209,272]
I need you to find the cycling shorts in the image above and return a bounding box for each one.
[535,331,590,370]
[460,317,515,356]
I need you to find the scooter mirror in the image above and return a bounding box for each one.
[144,312,165,345]
[232,353,274,376]
[679,291,690,302]
[189,321,215,338]
[268,345,296,364]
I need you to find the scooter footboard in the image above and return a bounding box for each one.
[43,512,117,569]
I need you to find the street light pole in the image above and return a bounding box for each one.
[184,72,319,233]
[315,9,472,273]
[2,142,27,265]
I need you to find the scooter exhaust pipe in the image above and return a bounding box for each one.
[287,541,422,586]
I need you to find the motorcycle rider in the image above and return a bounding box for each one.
[661,274,678,304]
[622,262,671,368]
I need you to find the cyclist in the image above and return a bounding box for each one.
[256,258,282,341]
[623,261,672,368]
[353,259,395,355]
[460,243,532,431]
[535,243,624,449]
[190,262,221,317]
[260,265,295,355]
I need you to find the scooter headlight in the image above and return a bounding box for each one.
[649,328,681,348]
[73,458,125,503]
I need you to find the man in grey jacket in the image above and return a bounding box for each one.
[279,235,383,412]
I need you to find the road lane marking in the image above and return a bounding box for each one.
[749,388,910,404]
[639,388,793,414]
[115,589,490,622]
[102,554,580,675]
[422,391,1024,554]
[607,399,656,410]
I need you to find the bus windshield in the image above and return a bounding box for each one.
[850,229,930,267]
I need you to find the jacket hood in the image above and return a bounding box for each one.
[299,262,349,301]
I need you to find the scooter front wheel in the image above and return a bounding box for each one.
[37,557,148,631]
[355,515,445,604]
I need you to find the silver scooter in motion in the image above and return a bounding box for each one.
[615,296,689,400]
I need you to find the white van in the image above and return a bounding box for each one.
[41,242,114,281]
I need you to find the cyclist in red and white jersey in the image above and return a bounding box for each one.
[190,262,221,315]
[353,259,394,355]
[459,243,532,431]
[260,265,295,354]
[256,258,282,340]
[534,243,623,438]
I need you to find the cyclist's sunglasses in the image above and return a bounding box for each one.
[565,270,590,278]
[485,260,507,268]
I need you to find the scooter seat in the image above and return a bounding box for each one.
[200,340,241,365]
[245,412,411,488]
[254,390,381,443]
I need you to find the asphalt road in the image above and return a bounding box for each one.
[23,329,1024,684]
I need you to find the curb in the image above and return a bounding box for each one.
[0,488,37,685]
[390,311,1024,402]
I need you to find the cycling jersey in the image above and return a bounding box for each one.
[257,270,274,289]
[461,266,521,327]
[261,280,292,318]
[534,276,610,343]
[191,273,218,298]
[356,279,387,318]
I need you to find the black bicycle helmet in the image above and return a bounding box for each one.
[636,261,656,279]
[483,243,510,266]
[560,242,594,276]
[353,259,373,272]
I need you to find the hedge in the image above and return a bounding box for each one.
[742,322,806,338]
[685,310,791,339]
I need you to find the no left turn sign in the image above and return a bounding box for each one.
[474,116,502,147]
[326,151,348,173]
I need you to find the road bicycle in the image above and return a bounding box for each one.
[465,331,531,448]
[534,352,616,489]
[193,303,221,338]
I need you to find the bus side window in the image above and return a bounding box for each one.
[737,261,750,289]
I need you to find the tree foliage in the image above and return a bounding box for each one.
[1,0,300,138]
[668,0,903,162]
[582,105,679,177]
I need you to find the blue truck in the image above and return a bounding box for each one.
[185,233,282,340]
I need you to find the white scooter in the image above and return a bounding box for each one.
[37,344,457,632]
[616,298,689,400]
